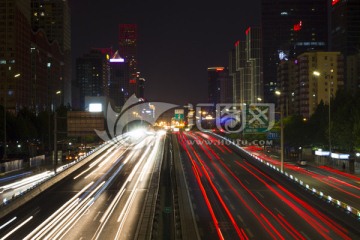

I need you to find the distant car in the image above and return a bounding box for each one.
[65,154,78,161]
[297,160,307,166]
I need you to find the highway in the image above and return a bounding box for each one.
[1,129,359,239]
[0,130,165,239]
[175,131,360,239]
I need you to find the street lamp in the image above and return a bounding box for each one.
[54,90,61,174]
[313,70,332,154]
[275,90,284,172]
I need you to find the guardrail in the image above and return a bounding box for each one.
[213,133,360,221]
[0,141,110,219]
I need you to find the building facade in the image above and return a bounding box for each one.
[0,0,32,111]
[31,0,72,106]
[31,30,64,112]
[109,50,129,110]
[0,0,64,112]
[230,27,263,105]
[76,50,109,110]
[278,51,344,118]
[119,24,137,78]
[261,0,328,103]
[331,0,360,91]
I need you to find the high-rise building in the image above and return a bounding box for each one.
[76,50,109,110]
[31,0,72,106]
[0,0,32,111]
[208,67,232,105]
[31,30,64,112]
[245,27,263,104]
[277,59,299,116]
[109,50,129,109]
[261,0,328,103]
[219,71,233,103]
[119,24,137,77]
[230,27,263,104]
[331,0,360,91]
[278,52,344,118]
[230,41,246,104]
[0,0,65,112]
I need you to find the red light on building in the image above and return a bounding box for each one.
[245,27,251,35]
[293,21,302,31]
[129,79,136,84]
[332,0,340,6]
[216,68,224,72]
[235,40,240,47]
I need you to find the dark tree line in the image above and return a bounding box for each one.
[284,89,360,154]
[0,105,68,158]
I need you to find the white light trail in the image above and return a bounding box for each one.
[0,216,33,240]
[0,217,17,230]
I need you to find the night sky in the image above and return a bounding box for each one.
[69,0,260,105]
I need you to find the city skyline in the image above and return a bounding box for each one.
[68,0,261,105]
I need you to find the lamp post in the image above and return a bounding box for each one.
[54,90,61,174]
[275,90,284,172]
[313,70,332,154]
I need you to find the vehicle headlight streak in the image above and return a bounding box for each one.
[0,216,33,240]
[5,135,161,240]
[92,135,162,240]
[24,181,94,239]
[73,145,119,180]
[0,171,53,194]
[114,136,162,239]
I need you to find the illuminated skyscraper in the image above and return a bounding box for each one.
[109,51,129,109]
[76,50,109,110]
[119,24,137,77]
[261,0,328,102]
[230,27,262,104]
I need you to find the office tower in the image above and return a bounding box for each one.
[208,67,223,105]
[31,0,72,106]
[230,41,246,104]
[261,0,328,103]
[76,50,109,110]
[245,27,263,104]
[331,0,360,91]
[219,70,233,103]
[230,27,263,104]
[109,50,129,109]
[119,24,137,77]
